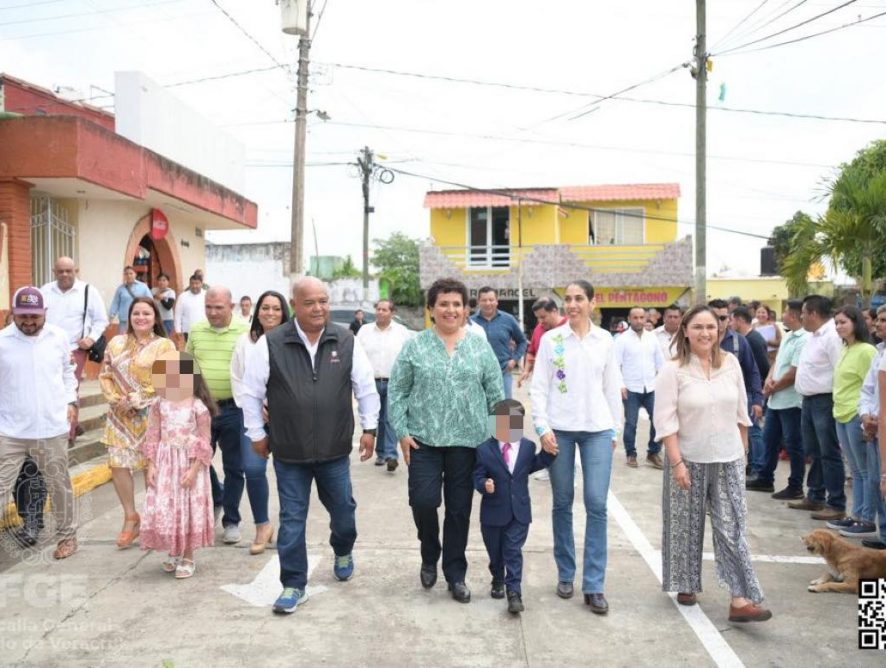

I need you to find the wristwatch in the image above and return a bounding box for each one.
[363,429,377,437]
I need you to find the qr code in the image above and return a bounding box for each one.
[858,578,886,650]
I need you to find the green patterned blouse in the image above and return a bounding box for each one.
[388,329,504,448]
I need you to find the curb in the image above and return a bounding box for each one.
[1,461,112,530]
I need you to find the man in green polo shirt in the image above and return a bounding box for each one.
[187,286,250,544]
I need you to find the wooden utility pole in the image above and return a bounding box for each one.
[289,10,311,276]
[357,146,374,298]
[694,0,707,304]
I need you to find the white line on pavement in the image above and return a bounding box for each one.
[608,491,745,668]
[703,553,824,565]
[220,553,328,607]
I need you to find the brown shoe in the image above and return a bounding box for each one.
[626,455,638,468]
[728,602,772,623]
[677,592,697,606]
[53,537,78,560]
[810,508,845,521]
[646,453,664,470]
[787,498,825,511]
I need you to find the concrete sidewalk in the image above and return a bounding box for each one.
[0,383,881,667]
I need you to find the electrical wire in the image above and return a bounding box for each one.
[714,0,858,55]
[310,0,328,40]
[207,0,290,72]
[712,0,772,51]
[0,0,182,26]
[0,0,68,10]
[715,0,807,52]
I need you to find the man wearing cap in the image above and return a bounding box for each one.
[0,287,79,559]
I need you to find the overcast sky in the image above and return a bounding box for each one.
[3,0,885,277]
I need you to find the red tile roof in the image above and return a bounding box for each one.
[424,183,679,208]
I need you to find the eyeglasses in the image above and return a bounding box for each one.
[717,315,729,321]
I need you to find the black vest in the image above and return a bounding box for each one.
[265,321,355,464]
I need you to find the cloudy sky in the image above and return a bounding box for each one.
[3,0,885,276]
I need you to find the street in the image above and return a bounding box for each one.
[0,382,879,668]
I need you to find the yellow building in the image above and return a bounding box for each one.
[420,183,691,329]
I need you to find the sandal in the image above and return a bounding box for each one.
[175,558,196,579]
[116,514,140,550]
[249,526,275,555]
[162,555,180,573]
[53,537,78,560]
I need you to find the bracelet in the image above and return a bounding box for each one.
[670,459,684,470]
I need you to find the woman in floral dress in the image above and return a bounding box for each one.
[99,297,176,549]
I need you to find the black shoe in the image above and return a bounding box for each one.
[447,581,471,603]
[745,478,775,492]
[420,563,437,589]
[507,590,524,614]
[584,592,609,615]
[490,580,505,599]
[556,581,574,599]
[386,459,398,472]
[771,486,804,500]
[13,524,40,548]
[862,539,886,550]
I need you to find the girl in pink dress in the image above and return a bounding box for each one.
[141,352,217,578]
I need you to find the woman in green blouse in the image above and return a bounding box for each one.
[388,278,504,604]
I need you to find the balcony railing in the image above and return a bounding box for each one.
[437,243,665,274]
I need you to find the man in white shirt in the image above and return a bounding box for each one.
[241,277,380,615]
[858,305,886,549]
[41,256,109,443]
[0,287,78,560]
[788,294,846,521]
[357,299,413,471]
[174,274,206,344]
[615,307,665,469]
[653,304,682,360]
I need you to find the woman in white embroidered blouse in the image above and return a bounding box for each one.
[653,305,771,623]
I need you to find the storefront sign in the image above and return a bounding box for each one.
[553,286,689,307]
[150,208,169,241]
[469,287,539,299]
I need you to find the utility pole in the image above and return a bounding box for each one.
[357,146,374,299]
[694,0,707,304]
[288,8,311,277]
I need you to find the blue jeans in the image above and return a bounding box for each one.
[373,379,398,461]
[210,404,249,528]
[759,407,804,489]
[502,370,513,399]
[622,390,659,457]
[239,427,270,525]
[274,455,357,590]
[867,438,886,542]
[549,430,613,594]
[162,319,174,336]
[748,420,766,476]
[837,416,873,523]
[801,394,846,511]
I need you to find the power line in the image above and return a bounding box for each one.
[715,0,807,51]
[717,7,886,54]
[0,0,67,10]
[383,165,772,240]
[310,0,328,40]
[712,0,772,51]
[207,0,289,72]
[0,0,182,26]
[714,0,859,55]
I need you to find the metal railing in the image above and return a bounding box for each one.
[436,243,665,274]
[30,196,76,287]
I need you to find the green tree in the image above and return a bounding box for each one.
[371,232,422,307]
[768,211,813,278]
[332,255,362,279]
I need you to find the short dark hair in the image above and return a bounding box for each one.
[157,272,170,281]
[427,278,469,309]
[123,265,135,272]
[749,300,761,311]
[477,286,497,298]
[732,306,753,324]
[707,299,729,310]
[240,295,252,303]
[354,309,363,314]
[664,303,683,315]
[802,294,832,318]
[532,297,558,313]
[834,305,871,344]
[189,274,202,283]
[491,398,525,416]
[468,297,478,309]
[628,306,647,317]
[375,299,395,311]
[727,296,742,306]
[566,279,594,300]
[786,299,803,315]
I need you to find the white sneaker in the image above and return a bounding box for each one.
[223,524,241,544]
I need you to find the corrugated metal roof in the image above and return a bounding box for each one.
[559,183,681,202]
[424,183,680,208]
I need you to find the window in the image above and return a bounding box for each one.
[592,208,644,245]
[468,206,510,266]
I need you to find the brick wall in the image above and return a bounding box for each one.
[0,179,33,305]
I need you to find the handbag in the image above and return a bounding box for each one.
[83,284,108,363]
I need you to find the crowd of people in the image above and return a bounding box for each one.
[2,257,886,622]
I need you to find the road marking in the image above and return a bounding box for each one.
[703,552,824,565]
[608,491,745,668]
[221,554,328,607]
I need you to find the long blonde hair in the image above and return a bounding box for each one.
[673,305,723,368]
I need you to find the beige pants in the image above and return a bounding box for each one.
[0,434,76,538]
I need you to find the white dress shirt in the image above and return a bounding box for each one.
[795,319,843,397]
[174,289,206,335]
[0,323,76,439]
[465,320,488,340]
[41,279,109,351]
[499,440,520,474]
[653,325,678,360]
[240,321,380,441]
[530,321,624,436]
[230,331,255,408]
[614,327,665,393]
[356,321,412,378]
[858,342,885,419]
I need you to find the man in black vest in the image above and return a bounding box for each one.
[241,277,380,615]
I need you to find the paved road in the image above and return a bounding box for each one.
[1,383,881,667]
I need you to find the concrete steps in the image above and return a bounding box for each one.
[70,380,107,467]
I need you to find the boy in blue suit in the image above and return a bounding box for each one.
[474,398,556,614]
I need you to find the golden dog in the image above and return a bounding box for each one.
[803,529,886,593]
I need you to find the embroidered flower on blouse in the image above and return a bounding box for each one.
[552,334,567,393]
